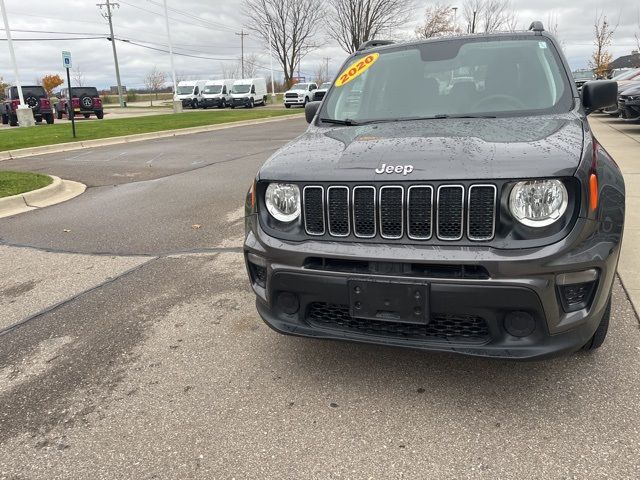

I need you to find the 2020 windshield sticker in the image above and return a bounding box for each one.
[335,53,380,87]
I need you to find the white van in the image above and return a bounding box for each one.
[175,80,208,109]
[230,78,267,108]
[201,79,234,109]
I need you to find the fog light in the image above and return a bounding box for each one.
[276,292,300,315]
[504,311,536,337]
[556,269,599,312]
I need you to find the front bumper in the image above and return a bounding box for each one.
[201,97,224,107]
[231,97,251,107]
[619,99,640,121]
[244,216,621,360]
[284,97,305,105]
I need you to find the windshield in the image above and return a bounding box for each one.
[321,37,572,124]
[612,69,639,81]
[204,85,222,94]
[290,83,309,91]
[177,86,194,95]
[70,87,98,97]
[232,84,250,94]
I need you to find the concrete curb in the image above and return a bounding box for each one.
[0,175,86,219]
[0,113,305,161]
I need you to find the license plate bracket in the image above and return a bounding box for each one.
[348,279,428,325]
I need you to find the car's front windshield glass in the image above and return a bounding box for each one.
[177,86,194,95]
[612,69,638,81]
[232,84,251,94]
[204,85,222,94]
[291,83,309,91]
[321,37,572,124]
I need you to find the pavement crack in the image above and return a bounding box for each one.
[0,257,159,338]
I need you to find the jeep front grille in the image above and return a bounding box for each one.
[302,184,497,242]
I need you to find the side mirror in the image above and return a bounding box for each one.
[305,101,321,124]
[582,80,617,115]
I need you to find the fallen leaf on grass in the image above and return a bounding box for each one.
[191,224,202,229]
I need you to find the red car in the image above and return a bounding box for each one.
[1,85,54,126]
[56,87,104,119]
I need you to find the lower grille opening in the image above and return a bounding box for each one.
[248,261,267,288]
[307,302,490,343]
[558,281,597,312]
[304,257,490,280]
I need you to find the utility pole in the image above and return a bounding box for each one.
[162,0,181,113]
[323,57,330,82]
[235,30,249,78]
[0,0,34,126]
[471,10,477,34]
[98,0,125,108]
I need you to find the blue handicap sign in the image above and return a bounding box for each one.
[62,51,72,69]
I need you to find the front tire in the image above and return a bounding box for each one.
[45,113,54,125]
[9,114,18,127]
[285,104,291,109]
[1,113,7,125]
[56,108,64,120]
[96,110,104,119]
[191,100,199,109]
[83,113,91,119]
[583,298,611,351]
[249,98,254,109]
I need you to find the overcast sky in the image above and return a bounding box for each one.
[1,0,639,90]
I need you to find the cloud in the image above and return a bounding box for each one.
[1,0,639,89]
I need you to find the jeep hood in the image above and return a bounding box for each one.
[258,114,585,182]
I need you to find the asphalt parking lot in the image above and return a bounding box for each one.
[1,115,639,479]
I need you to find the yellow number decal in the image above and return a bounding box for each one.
[335,53,379,87]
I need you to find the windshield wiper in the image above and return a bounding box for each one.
[320,118,362,126]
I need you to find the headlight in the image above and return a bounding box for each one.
[265,183,300,222]
[509,179,568,227]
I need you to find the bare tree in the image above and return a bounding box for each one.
[462,0,515,33]
[415,3,459,39]
[243,0,323,88]
[313,60,329,84]
[220,62,239,79]
[144,67,167,106]
[589,12,616,79]
[72,65,85,87]
[326,0,413,54]
[220,54,260,79]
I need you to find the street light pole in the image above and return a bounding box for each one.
[98,0,125,108]
[0,0,34,126]
[162,0,181,113]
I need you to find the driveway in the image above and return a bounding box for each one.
[0,115,639,479]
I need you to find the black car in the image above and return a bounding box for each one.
[244,23,624,360]
[618,83,640,122]
[313,82,332,101]
[1,85,55,126]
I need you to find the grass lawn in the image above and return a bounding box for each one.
[0,171,52,198]
[0,109,302,152]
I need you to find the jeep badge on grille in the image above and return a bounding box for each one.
[375,164,414,175]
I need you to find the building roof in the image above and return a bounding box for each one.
[609,52,640,70]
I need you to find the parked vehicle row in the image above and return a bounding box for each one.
[175,78,268,109]
[602,68,640,121]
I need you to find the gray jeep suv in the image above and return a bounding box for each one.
[244,23,624,360]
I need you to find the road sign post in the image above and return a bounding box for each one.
[62,51,76,138]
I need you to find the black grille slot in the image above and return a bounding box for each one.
[408,186,433,239]
[285,93,298,98]
[353,187,376,237]
[307,303,490,343]
[327,187,350,236]
[303,187,325,235]
[379,187,403,239]
[437,186,464,240]
[468,185,496,241]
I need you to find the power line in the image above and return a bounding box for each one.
[145,0,238,33]
[0,36,107,41]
